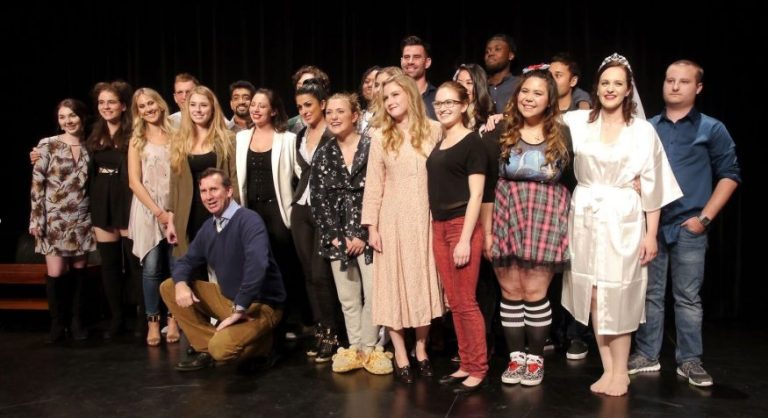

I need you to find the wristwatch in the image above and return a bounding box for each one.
[232,305,246,314]
[697,214,711,228]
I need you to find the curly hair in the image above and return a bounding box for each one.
[500,69,569,166]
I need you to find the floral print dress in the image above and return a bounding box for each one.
[29,136,95,256]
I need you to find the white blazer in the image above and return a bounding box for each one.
[235,129,298,228]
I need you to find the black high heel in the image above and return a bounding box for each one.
[393,359,414,384]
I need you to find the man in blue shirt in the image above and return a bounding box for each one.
[628,60,741,387]
[484,34,519,114]
[161,168,286,371]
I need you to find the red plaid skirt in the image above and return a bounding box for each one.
[492,179,570,271]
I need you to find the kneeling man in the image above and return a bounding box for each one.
[161,168,285,371]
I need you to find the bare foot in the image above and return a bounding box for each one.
[590,373,612,394]
[604,374,630,397]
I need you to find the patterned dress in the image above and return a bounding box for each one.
[29,136,95,256]
[492,134,572,271]
[361,121,445,329]
[128,141,170,261]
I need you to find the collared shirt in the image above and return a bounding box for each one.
[488,73,520,114]
[422,83,438,120]
[650,108,741,244]
[214,200,240,232]
[226,117,252,134]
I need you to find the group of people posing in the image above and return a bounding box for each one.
[29,33,740,397]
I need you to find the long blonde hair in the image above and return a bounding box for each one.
[170,85,233,173]
[129,88,174,152]
[372,74,432,156]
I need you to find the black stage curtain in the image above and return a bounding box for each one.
[2,2,762,319]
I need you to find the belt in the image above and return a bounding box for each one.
[98,167,119,175]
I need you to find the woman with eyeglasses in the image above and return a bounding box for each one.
[427,81,489,394]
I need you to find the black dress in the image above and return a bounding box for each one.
[90,148,131,229]
[187,151,217,241]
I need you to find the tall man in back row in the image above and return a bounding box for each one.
[628,60,741,387]
[161,168,286,371]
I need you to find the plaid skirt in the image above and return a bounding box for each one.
[492,179,570,271]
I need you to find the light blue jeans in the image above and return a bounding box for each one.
[142,240,169,316]
[634,228,708,364]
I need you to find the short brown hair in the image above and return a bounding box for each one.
[199,168,232,188]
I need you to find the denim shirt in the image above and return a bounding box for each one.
[650,108,741,244]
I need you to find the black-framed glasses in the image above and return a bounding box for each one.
[432,99,462,109]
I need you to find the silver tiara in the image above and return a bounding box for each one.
[599,53,632,74]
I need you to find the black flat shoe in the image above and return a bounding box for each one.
[439,374,469,385]
[175,352,214,372]
[416,359,433,377]
[453,378,487,394]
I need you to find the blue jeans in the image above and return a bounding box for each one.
[634,228,708,364]
[142,240,169,316]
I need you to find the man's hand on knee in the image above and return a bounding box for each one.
[175,282,200,308]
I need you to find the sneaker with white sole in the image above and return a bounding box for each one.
[501,351,526,384]
[566,338,588,360]
[676,361,713,387]
[521,354,544,386]
[627,353,661,375]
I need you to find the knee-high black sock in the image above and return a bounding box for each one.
[98,241,124,336]
[524,298,553,356]
[500,298,525,354]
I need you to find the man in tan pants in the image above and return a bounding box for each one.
[161,168,286,371]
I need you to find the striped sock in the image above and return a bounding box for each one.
[524,298,552,356]
[500,298,525,353]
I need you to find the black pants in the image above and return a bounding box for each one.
[290,204,338,331]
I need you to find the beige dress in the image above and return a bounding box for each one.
[361,121,444,329]
[561,110,682,334]
[128,142,170,261]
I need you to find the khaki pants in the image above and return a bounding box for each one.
[160,279,282,361]
[330,255,377,348]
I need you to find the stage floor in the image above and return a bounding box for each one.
[1,314,766,417]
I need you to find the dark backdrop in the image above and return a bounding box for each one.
[1,2,761,319]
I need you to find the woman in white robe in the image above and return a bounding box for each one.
[561,55,682,397]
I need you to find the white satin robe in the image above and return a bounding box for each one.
[561,110,683,335]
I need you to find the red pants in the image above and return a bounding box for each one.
[432,217,488,378]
